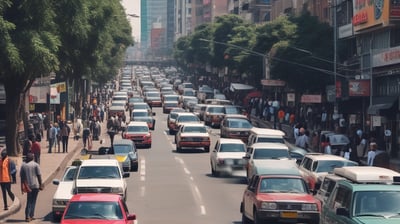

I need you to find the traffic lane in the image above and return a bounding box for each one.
[126,107,207,224]
[159,109,247,223]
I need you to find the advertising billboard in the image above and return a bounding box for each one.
[352,0,389,32]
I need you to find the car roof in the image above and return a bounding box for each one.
[128,121,148,127]
[113,139,134,145]
[256,160,301,176]
[333,166,400,184]
[218,138,245,144]
[181,123,206,127]
[304,153,351,161]
[250,142,289,150]
[224,114,248,119]
[132,109,149,112]
[80,159,120,166]
[70,193,122,202]
[250,127,285,136]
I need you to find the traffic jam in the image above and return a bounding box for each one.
[52,65,400,224]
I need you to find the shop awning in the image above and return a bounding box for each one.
[367,96,398,115]
[229,83,255,92]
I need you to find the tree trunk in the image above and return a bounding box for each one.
[4,82,22,156]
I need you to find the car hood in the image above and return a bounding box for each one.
[180,133,209,137]
[53,182,74,200]
[216,152,246,159]
[253,159,289,167]
[61,220,129,224]
[114,154,129,163]
[352,217,400,223]
[75,179,125,188]
[257,193,316,203]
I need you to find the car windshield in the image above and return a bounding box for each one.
[78,166,121,179]
[63,167,77,181]
[225,106,241,114]
[257,137,285,144]
[63,201,123,220]
[133,111,148,117]
[165,102,178,107]
[134,104,148,110]
[127,125,149,132]
[228,119,253,128]
[177,115,199,122]
[129,98,143,103]
[146,92,160,97]
[220,143,246,152]
[253,149,289,159]
[183,126,206,133]
[208,107,225,113]
[259,178,307,193]
[353,191,400,217]
[165,96,179,101]
[315,160,358,173]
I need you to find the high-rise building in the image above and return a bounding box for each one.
[140,0,175,59]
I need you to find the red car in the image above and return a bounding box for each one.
[241,172,321,224]
[123,121,152,148]
[61,193,136,224]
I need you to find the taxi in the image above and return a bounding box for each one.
[321,166,400,224]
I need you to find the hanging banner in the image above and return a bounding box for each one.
[348,80,370,96]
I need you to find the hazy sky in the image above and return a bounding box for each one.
[122,0,141,42]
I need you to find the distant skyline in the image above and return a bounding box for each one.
[122,0,141,42]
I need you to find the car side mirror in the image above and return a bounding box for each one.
[52,179,60,185]
[336,207,349,217]
[127,214,136,220]
[123,172,130,178]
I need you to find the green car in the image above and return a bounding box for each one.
[321,166,400,223]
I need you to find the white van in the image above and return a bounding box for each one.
[247,127,285,147]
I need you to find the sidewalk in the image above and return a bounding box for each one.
[0,120,109,221]
[249,115,400,172]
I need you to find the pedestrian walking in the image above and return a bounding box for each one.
[48,123,57,153]
[82,127,91,149]
[107,115,118,148]
[0,149,15,211]
[20,153,43,222]
[54,123,61,153]
[60,121,70,153]
[30,137,41,164]
[367,142,377,166]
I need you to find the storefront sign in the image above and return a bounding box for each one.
[287,93,295,102]
[300,94,321,103]
[338,24,354,39]
[336,80,342,98]
[373,45,400,67]
[348,80,370,96]
[372,115,382,127]
[352,0,389,32]
[390,0,400,18]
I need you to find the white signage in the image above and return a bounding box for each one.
[373,46,400,67]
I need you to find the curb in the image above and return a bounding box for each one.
[0,197,21,220]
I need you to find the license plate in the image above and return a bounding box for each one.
[281,211,297,218]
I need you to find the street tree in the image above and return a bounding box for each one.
[0,0,60,156]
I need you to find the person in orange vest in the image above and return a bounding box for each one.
[277,108,285,130]
[0,149,15,210]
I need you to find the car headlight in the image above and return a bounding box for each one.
[261,202,277,210]
[301,203,318,211]
[111,187,124,194]
[53,199,69,206]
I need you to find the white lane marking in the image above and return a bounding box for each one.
[140,159,146,181]
[175,156,206,215]
[140,186,145,197]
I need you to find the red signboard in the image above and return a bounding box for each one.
[301,94,322,103]
[336,80,342,98]
[261,79,286,87]
[348,80,370,96]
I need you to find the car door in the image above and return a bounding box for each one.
[323,184,353,224]
[244,175,259,219]
[211,140,220,168]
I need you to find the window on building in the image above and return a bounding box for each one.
[390,28,400,47]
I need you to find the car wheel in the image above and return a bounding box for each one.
[253,209,263,224]
[176,145,181,152]
[131,163,138,172]
[52,212,61,222]
[147,144,151,148]
[242,213,251,224]
[169,129,174,135]
[204,146,210,152]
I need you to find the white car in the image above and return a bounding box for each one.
[52,166,78,221]
[298,153,358,190]
[210,138,247,176]
[73,159,130,201]
[175,123,210,152]
[244,142,291,182]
